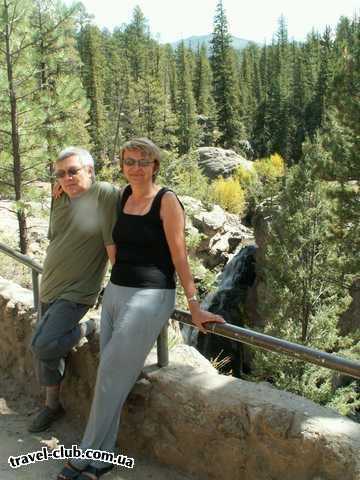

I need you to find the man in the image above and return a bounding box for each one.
[29,147,118,433]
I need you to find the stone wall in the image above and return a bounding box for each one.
[0,276,360,480]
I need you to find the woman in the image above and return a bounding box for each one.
[57,138,224,480]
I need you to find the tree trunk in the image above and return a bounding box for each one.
[4,0,28,253]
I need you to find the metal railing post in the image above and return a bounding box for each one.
[31,269,40,312]
[157,323,169,367]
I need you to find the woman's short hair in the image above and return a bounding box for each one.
[56,146,95,180]
[119,138,162,180]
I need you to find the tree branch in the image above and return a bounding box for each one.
[0,205,17,215]
[0,128,12,136]
[15,86,42,102]
[22,159,47,172]
[0,179,15,188]
[23,178,43,186]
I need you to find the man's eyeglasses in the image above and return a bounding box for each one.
[123,158,154,167]
[54,166,84,179]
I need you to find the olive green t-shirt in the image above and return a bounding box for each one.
[40,181,119,306]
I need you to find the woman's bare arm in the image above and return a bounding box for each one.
[161,192,224,332]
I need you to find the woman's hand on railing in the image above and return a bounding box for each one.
[191,308,225,334]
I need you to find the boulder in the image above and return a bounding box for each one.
[190,202,253,267]
[197,147,254,179]
[192,204,227,236]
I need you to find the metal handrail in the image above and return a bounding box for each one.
[1,241,360,380]
[0,241,42,309]
[172,310,360,380]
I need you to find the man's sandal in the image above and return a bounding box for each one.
[77,464,114,480]
[57,462,83,480]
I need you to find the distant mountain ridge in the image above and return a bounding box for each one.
[168,34,252,51]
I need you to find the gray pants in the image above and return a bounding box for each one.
[31,299,89,385]
[72,282,175,470]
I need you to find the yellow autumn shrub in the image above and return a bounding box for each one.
[211,177,246,215]
[254,153,285,180]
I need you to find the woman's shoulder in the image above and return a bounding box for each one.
[156,185,176,196]
[159,187,184,210]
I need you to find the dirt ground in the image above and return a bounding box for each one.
[0,375,198,480]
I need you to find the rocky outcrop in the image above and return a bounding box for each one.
[180,195,254,268]
[1,277,360,480]
[196,147,254,179]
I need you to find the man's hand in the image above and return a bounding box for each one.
[52,182,63,199]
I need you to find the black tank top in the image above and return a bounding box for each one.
[110,185,178,289]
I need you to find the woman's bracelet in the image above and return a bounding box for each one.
[187,294,199,303]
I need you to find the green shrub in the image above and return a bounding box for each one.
[157,150,210,202]
[234,165,258,188]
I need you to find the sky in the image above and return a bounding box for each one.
[72,0,359,44]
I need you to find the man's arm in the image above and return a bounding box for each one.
[98,182,119,266]
[47,197,54,240]
[106,244,116,266]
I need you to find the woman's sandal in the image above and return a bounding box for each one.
[77,464,114,480]
[57,462,83,480]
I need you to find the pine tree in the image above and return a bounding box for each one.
[265,17,293,162]
[163,43,178,113]
[0,0,45,253]
[193,43,217,145]
[289,42,306,161]
[318,15,360,281]
[239,43,263,145]
[78,24,107,167]
[251,44,272,157]
[306,27,335,138]
[31,0,90,177]
[132,74,167,144]
[101,33,129,162]
[210,0,244,149]
[123,6,149,81]
[303,31,322,137]
[253,140,344,391]
[175,41,199,154]
[155,44,179,150]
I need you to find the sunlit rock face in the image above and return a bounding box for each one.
[196,146,254,180]
[180,194,254,268]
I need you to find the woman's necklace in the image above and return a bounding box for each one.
[126,192,156,215]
